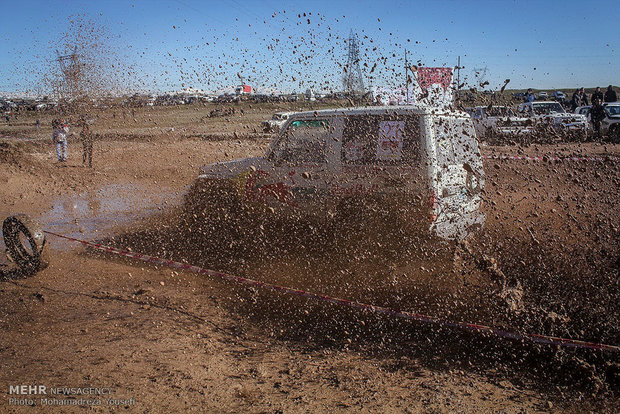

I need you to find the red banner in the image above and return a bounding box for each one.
[416,67,453,91]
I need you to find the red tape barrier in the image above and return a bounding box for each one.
[43,230,620,353]
[483,154,619,162]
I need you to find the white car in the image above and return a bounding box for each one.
[577,103,620,140]
[574,105,591,117]
[517,101,588,134]
[262,112,294,133]
[469,105,533,139]
[574,105,593,131]
[198,106,485,241]
[601,102,620,140]
[538,91,549,99]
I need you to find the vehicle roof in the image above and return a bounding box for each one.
[288,105,470,118]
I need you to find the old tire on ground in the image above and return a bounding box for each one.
[2,214,49,275]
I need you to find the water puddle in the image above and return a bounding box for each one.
[39,183,182,250]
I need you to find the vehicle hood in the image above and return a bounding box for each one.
[198,157,266,179]
[542,113,586,122]
[491,116,529,123]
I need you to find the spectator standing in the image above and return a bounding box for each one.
[571,88,588,111]
[604,85,617,103]
[80,116,93,168]
[570,89,580,110]
[524,88,536,102]
[591,87,604,104]
[590,98,606,141]
[52,119,69,163]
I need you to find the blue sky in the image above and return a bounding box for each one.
[0,0,617,95]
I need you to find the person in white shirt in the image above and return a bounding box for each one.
[52,119,69,162]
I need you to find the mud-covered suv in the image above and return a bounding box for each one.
[197,106,486,241]
[261,111,294,133]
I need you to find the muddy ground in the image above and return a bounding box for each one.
[0,104,619,413]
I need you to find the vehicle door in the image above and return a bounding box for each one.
[259,117,338,210]
[431,116,485,240]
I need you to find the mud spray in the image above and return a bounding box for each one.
[32,158,609,393]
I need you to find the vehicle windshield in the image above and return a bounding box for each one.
[271,119,329,164]
[604,105,620,116]
[532,102,564,114]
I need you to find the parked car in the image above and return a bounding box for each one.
[517,101,588,135]
[553,91,566,101]
[574,105,591,117]
[261,112,295,133]
[538,91,549,100]
[577,103,620,141]
[198,106,486,241]
[469,105,533,139]
[574,105,592,130]
[602,102,620,141]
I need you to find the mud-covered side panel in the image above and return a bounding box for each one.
[429,115,485,240]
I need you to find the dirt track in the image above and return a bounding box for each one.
[0,105,619,413]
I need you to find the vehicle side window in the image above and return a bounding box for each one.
[272,120,329,165]
[341,115,421,166]
[606,106,619,116]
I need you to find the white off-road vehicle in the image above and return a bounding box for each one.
[469,105,533,139]
[198,106,485,241]
[517,101,588,135]
[261,111,294,133]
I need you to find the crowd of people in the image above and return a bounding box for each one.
[569,85,617,110]
[570,86,617,140]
